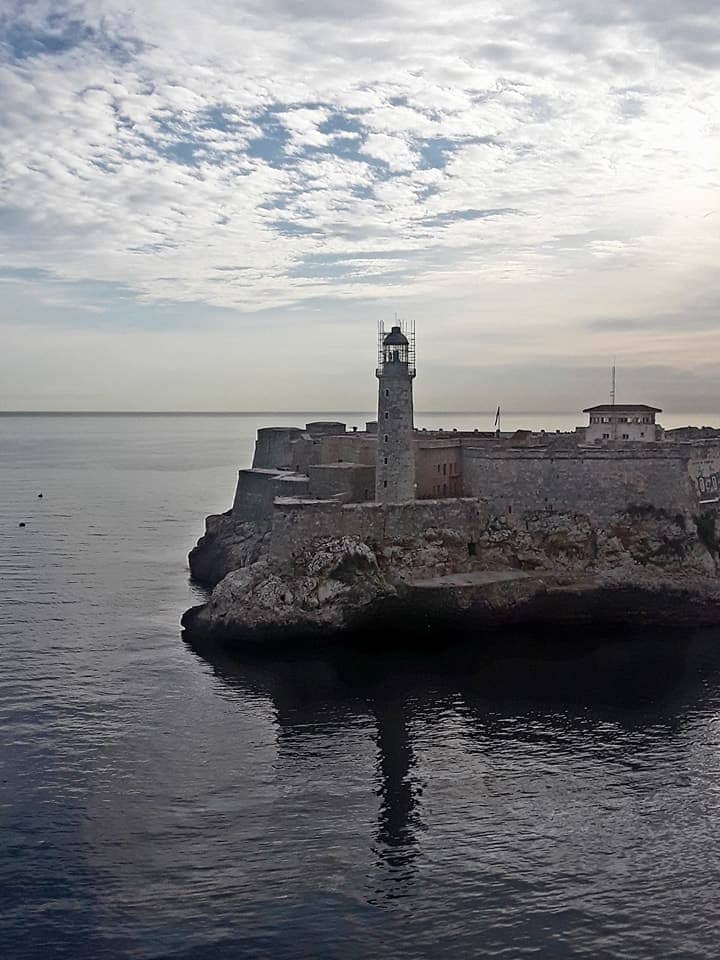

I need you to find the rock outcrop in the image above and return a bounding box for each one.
[183,537,397,646]
[183,501,720,649]
[188,512,269,587]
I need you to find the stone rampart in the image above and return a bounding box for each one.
[308,463,376,502]
[315,434,377,465]
[274,474,311,500]
[252,427,305,470]
[687,445,720,503]
[271,497,489,562]
[462,444,714,517]
[233,469,289,522]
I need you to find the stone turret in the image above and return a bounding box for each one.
[375,322,416,502]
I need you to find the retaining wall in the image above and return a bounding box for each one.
[271,497,489,561]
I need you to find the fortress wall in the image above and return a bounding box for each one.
[271,499,344,560]
[271,497,489,562]
[252,428,305,469]
[305,421,347,437]
[288,436,321,474]
[308,464,376,503]
[687,446,720,502]
[233,469,288,522]
[274,474,311,499]
[375,498,488,543]
[415,441,464,499]
[463,447,700,518]
[315,434,377,466]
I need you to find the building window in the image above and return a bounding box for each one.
[622,433,629,439]
[384,389,389,397]
[443,483,447,495]
[384,434,388,442]
[384,411,389,419]
[384,457,388,464]
[383,480,387,488]
[603,433,610,439]
[437,464,441,473]
[443,463,447,475]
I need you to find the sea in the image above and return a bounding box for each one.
[3,411,720,959]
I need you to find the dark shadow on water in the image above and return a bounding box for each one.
[184,622,720,903]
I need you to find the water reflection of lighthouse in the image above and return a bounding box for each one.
[184,647,425,899]
[370,696,423,899]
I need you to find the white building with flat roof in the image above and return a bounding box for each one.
[584,404,662,443]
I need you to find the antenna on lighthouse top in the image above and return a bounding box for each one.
[610,358,617,407]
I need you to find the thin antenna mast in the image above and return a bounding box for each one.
[610,358,617,440]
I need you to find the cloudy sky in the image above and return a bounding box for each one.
[0,0,718,411]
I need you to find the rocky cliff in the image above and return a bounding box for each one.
[188,511,269,587]
[183,502,720,649]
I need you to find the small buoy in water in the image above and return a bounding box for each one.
[19,522,26,527]
[38,493,43,498]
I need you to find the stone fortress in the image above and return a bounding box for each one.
[183,321,720,645]
[232,322,720,532]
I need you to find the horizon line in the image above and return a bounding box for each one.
[0,409,712,418]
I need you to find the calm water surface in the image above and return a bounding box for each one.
[2,413,720,959]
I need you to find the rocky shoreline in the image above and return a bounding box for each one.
[182,503,720,650]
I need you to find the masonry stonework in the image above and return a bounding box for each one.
[375,324,416,503]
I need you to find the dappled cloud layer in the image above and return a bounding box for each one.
[1,0,719,407]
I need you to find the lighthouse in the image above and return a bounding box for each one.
[375,320,416,502]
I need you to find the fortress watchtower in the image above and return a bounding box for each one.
[375,321,416,502]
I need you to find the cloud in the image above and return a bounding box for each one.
[0,0,719,407]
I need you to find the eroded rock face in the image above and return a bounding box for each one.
[182,536,396,645]
[183,502,720,647]
[188,512,270,587]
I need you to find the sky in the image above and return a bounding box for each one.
[0,0,718,412]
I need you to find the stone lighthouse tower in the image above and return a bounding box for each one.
[375,320,416,502]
